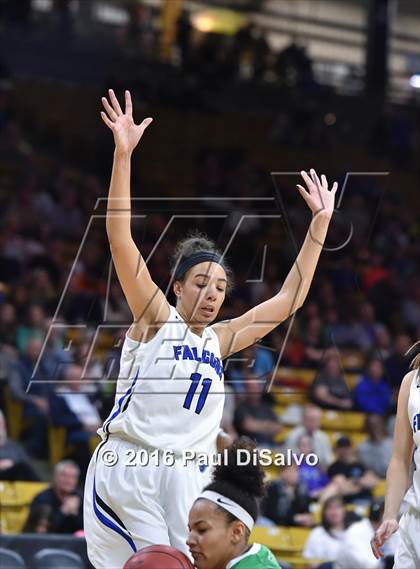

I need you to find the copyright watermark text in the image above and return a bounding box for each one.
[100,447,318,468]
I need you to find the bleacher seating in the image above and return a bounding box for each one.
[33,548,85,569]
[0,482,49,534]
[0,548,26,568]
[251,526,318,568]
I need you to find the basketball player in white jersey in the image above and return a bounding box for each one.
[371,341,420,568]
[83,89,337,568]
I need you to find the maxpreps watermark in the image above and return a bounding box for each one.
[100,448,318,468]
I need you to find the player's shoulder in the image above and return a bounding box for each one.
[400,369,418,392]
[229,544,279,569]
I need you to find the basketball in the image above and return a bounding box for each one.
[123,545,195,569]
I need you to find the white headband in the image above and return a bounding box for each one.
[198,490,254,531]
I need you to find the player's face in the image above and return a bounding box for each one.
[187,500,245,569]
[177,262,227,324]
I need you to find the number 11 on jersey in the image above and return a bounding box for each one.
[183,372,212,414]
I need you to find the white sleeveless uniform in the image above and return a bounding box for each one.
[84,305,225,568]
[394,370,420,569]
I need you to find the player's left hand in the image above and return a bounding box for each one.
[297,169,337,218]
[370,518,399,559]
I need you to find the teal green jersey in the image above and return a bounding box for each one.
[226,543,280,568]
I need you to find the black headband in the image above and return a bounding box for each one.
[174,251,224,281]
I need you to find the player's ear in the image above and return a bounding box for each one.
[173,280,182,298]
[230,521,246,545]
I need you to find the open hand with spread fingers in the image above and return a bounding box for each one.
[297,169,337,219]
[101,89,153,156]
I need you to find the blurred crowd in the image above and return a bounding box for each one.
[0,10,419,567]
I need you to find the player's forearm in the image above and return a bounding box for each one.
[106,150,133,246]
[279,212,332,311]
[383,456,411,519]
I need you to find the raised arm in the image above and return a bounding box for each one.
[101,89,168,328]
[371,371,414,559]
[213,169,336,358]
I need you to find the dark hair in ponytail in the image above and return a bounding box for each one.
[199,437,266,537]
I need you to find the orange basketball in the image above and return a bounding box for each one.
[123,545,194,569]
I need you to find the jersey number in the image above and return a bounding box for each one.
[183,373,212,414]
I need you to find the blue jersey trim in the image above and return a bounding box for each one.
[93,476,137,553]
[103,368,140,434]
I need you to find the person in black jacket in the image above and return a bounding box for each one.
[49,364,101,473]
[0,410,40,481]
[261,463,312,526]
[28,460,83,534]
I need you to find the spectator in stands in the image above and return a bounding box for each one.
[297,434,330,497]
[50,364,101,473]
[333,498,397,569]
[22,504,53,533]
[327,436,377,506]
[384,333,411,391]
[310,354,353,410]
[286,404,333,468]
[375,326,392,360]
[270,328,301,367]
[357,414,392,479]
[233,374,282,447]
[261,463,312,527]
[15,303,46,353]
[401,281,420,330]
[353,357,392,416]
[8,338,51,457]
[0,410,40,481]
[353,302,386,352]
[302,317,327,367]
[0,302,17,346]
[27,268,56,310]
[303,495,358,568]
[72,336,103,387]
[29,460,83,534]
[228,343,274,395]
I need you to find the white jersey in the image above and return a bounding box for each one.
[98,304,225,454]
[404,370,420,511]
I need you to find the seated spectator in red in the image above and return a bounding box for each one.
[29,460,83,534]
[356,414,392,479]
[0,410,40,481]
[353,357,391,416]
[310,354,353,410]
[22,504,53,533]
[327,436,378,506]
[261,463,312,527]
[286,404,334,468]
[272,329,306,367]
[50,364,101,473]
[233,374,282,446]
[297,434,330,497]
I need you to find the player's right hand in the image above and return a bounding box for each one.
[101,89,153,155]
[370,518,399,559]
